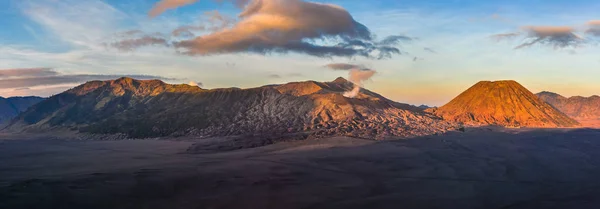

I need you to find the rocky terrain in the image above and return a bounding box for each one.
[537,91,600,127]
[0,96,44,125]
[428,80,580,128]
[4,77,457,140]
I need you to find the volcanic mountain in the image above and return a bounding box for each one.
[0,96,44,125]
[428,80,579,128]
[537,91,600,127]
[4,77,456,140]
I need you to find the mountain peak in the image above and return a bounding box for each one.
[537,91,563,97]
[475,80,519,86]
[115,76,134,82]
[332,77,349,83]
[434,80,579,128]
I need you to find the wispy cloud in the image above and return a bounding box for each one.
[515,26,584,49]
[149,0,249,17]
[586,20,600,37]
[491,21,600,49]
[423,47,437,54]
[149,0,199,18]
[108,35,169,51]
[324,63,370,71]
[492,26,585,49]
[266,72,303,79]
[0,68,173,92]
[20,0,128,49]
[0,68,59,78]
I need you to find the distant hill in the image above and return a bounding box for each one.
[5,77,457,139]
[0,96,45,125]
[428,80,579,128]
[537,91,600,127]
[417,105,432,109]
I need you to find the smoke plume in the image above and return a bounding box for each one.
[188,81,203,87]
[343,68,376,98]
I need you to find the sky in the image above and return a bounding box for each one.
[1,0,599,106]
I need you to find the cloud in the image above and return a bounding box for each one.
[515,26,584,49]
[167,0,410,59]
[423,47,437,53]
[214,0,251,8]
[267,74,281,78]
[21,0,128,49]
[0,68,173,89]
[324,63,370,71]
[172,25,206,37]
[378,35,413,45]
[171,11,235,37]
[149,0,249,17]
[586,20,600,37]
[492,26,586,49]
[490,32,521,41]
[107,35,169,51]
[267,73,302,78]
[149,0,199,18]
[0,68,59,78]
[0,84,75,98]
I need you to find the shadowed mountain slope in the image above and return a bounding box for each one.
[0,96,45,125]
[428,81,579,128]
[5,77,457,139]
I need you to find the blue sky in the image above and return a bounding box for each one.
[1,0,599,106]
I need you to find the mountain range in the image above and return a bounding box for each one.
[3,78,597,140]
[537,91,600,127]
[428,80,580,128]
[0,96,44,125]
[4,77,457,139]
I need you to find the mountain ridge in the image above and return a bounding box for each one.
[0,96,45,125]
[5,77,457,140]
[537,91,600,127]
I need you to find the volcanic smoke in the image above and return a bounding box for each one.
[343,68,377,98]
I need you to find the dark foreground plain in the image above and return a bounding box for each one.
[2,128,600,209]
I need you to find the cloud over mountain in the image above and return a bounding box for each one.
[324,63,369,71]
[120,0,412,59]
[0,68,172,90]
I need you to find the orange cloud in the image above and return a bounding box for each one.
[172,0,406,59]
[516,26,584,49]
[149,0,199,18]
[493,25,585,49]
[586,20,600,36]
[149,0,249,17]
